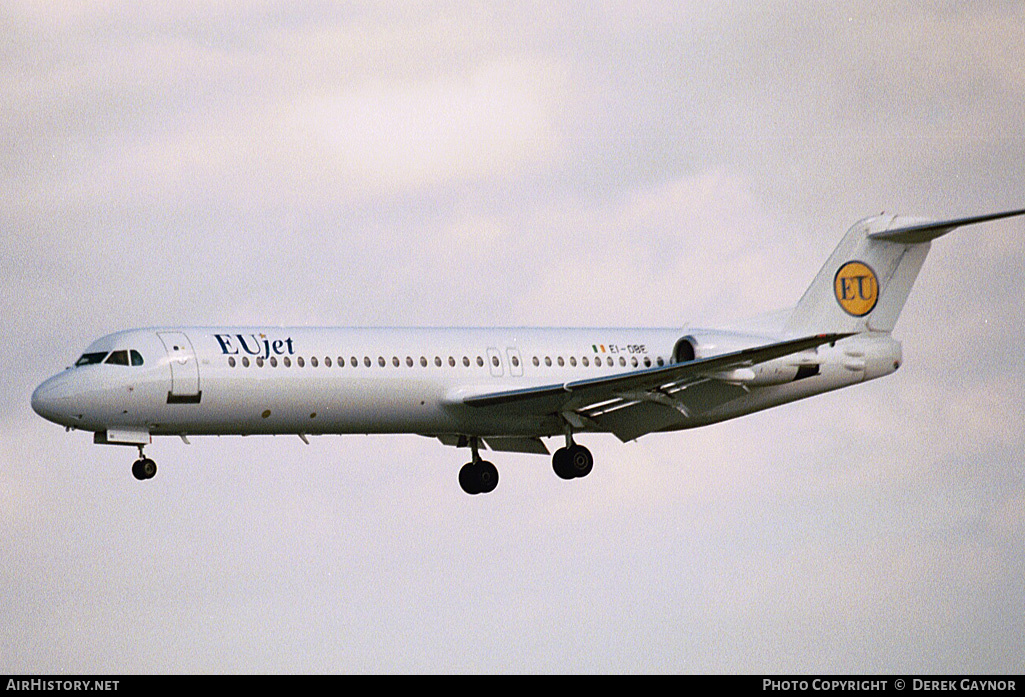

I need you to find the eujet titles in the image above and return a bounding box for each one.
[32,209,1024,494]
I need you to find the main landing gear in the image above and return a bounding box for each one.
[552,440,593,480]
[459,438,498,495]
[131,445,157,481]
[456,434,595,494]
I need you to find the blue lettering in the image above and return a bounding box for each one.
[840,277,856,300]
[215,332,294,359]
[856,275,874,300]
[236,334,262,356]
[214,334,238,355]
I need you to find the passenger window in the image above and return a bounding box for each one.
[130,350,144,366]
[569,357,577,367]
[325,357,332,367]
[297,357,305,367]
[643,357,651,368]
[492,356,500,367]
[435,357,442,367]
[270,357,277,367]
[582,356,589,367]
[557,357,564,367]
[477,356,484,367]
[595,356,602,367]
[256,357,265,367]
[242,357,250,367]
[105,350,130,366]
[545,357,552,367]
[392,357,400,367]
[631,357,638,367]
[532,356,539,367]
[311,356,318,367]
[420,356,428,367]
[462,356,470,367]
[364,357,371,367]
[406,357,414,367]
[228,357,236,368]
[448,357,455,367]
[283,356,291,367]
[619,357,626,367]
[378,357,386,367]
[511,356,520,367]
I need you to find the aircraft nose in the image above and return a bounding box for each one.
[31,374,74,424]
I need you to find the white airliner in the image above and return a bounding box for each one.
[31,208,1024,494]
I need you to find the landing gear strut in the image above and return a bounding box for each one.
[131,445,157,481]
[552,431,593,480]
[458,437,498,495]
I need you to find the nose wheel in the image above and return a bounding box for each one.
[131,446,157,481]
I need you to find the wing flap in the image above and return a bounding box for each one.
[463,333,850,420]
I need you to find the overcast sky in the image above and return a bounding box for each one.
[2,1,1024,674]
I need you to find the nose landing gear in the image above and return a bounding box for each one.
[131,445,157,481]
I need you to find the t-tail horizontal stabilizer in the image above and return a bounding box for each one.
[867,207,1025,244]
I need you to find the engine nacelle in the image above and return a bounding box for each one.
[837,334,903,380]
[673,329,777,361]
[673,330,819,387]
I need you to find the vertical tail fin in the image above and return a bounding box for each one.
[785,209,1025,335]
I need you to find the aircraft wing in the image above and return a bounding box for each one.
[460,333,850,442]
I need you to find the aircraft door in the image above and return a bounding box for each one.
[157,331,201,403]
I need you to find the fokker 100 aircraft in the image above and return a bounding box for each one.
[32,208,1024,494]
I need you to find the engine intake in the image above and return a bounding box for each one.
[672,330,819,386]
[672,336,696,363]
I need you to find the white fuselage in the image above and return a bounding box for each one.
[31,326,901,444]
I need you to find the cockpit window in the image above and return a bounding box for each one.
[75,352,108,366]
[78,349,143,367]
[105,350,130,366]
